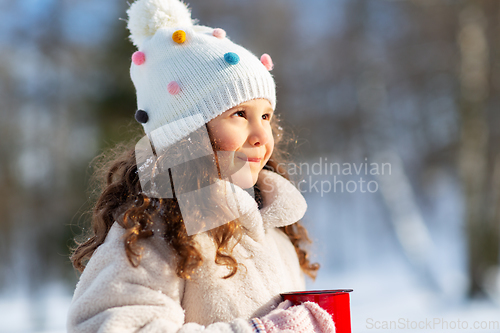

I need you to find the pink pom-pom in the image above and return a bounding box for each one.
[132,51,146,65]
[213,28,226,39]
[167,81,181,95]
[260,53,274,71]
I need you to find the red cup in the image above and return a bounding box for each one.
[280,289,353,333]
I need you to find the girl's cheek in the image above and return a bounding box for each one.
[216,134,240,152]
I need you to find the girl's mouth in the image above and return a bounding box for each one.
[238,156,261,163]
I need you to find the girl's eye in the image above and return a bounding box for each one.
[233,110,245,117]
[231,110,272,120]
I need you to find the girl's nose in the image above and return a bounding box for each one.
[248,123,270,147]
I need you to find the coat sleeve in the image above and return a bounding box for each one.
[67,223,254,333]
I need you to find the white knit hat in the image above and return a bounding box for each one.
[126,0,276,150]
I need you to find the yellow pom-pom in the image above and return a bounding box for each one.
[172,30,186,44]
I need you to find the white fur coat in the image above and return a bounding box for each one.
[67,169,308,332]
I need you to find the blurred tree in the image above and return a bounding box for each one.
[457,0,499,298]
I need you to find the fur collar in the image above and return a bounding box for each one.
[225,169,307,242]
[257,169,307,229]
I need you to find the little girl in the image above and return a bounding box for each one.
[67,0,336,332]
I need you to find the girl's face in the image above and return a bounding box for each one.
[207,98,274,188]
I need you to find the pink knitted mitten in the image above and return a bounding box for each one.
[250,300,336,333]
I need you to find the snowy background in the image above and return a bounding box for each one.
[1,0,500,332]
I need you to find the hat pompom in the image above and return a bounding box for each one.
[126,0,195,48]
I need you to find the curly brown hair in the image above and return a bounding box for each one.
[71,112,320,280]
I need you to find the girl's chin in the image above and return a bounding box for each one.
[227,163,258,189]
[231,173,257,189]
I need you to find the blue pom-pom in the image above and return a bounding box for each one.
[224,52,240,65]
